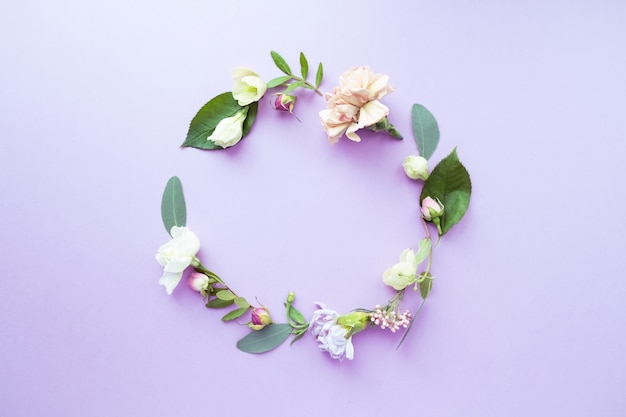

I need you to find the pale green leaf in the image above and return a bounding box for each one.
[216,290,237,301]
[206,298,234,309]
[161,176,186,235]
[299,52,309,80]
[266,75,291,89]
[315,62,323,88]
[270,50,291,75]
[222,307,248,322]
[234,297,250,309]
[414,238,432,265]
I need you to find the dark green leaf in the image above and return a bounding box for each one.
[270,51,291,75]
[284,81,306,94]
[419,276,433,299]
[181,92,245,150]
[420,148,472,236]
[411,104,440,160]
[236,323,292,354]
[266,75,291,89]
[299,52,309,80]
[241,101,258,138]
[222,307,248,322]
[161,176,186,235]
[315,62,323,88]
[216,290,236,301]
[206,298,234,309]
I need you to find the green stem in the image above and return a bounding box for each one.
[290,75,323,96]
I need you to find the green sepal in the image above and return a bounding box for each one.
[270,51,291,75]
[161,176,186,236]
[222,307,248,322]
[420,148,472,236]
[181,93,257,150]
[315,62,323,88]
[215,290,237,301]
[266,75,291,89]
[411,103,440,160]
[236,323,292,354]
[206,298,234,309]
[299,52,309,80]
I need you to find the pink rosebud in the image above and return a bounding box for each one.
[187,272,209,292]
[273,93,296,113]
[249,306,272,330]
[420,196,444,221]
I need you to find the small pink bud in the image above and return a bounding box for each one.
[273,93,296,113]
[187,272,209,292]
[420,196,444,221]
[249,306,272,330]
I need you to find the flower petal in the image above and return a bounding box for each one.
[159,271,183,295]
[358,100,389,128]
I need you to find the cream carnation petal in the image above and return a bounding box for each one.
[358,100,389,127]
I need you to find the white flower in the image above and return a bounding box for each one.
[382,249,418,291]
[155,226,200,295]
[402,155,429,180]
[231,67,267,106]
[309,303,355,361]
[207,107,249,148]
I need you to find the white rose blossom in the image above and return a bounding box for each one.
[231,67,267,106]
[155,226,201,295]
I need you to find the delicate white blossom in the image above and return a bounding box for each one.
[207,107,249,148]
[156,226,200,295]
[309,303,355,361]
[231,67,267,106]
[382,249,419,291]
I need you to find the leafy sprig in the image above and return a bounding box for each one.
[266,50,323,96]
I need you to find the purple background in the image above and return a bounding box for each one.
[2,1,625,416]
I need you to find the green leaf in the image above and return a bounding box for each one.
[266,75,291,89]
[216,290,237,301]
[420,148,472,236]
[288,306,307,326]
[299,52,309,80]
[234,297,250,309]
[270,50,291,75]
[181,92,246,150]
[161,176,186,235]
[414,238,432,265]
[206,298,234,309]
[315,62,323,88]
[241,101,258,138]
[419,276,433,299]
[236,323,292,354]
[283,81,305,94]
[222,307,248,322]
[411,104,440,160]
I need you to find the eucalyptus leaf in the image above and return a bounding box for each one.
[161,176,186,235]
[299,52,309,80]
[420,148,472,236]
[181,92,245,150]
[315,62,323,88]
[216,290,237,301]
[270,51,291,75]
[206,298,234,309]
[236,323,292,354]
[411,104,440,160]
[222,307,248,322]
[266,75,291,89]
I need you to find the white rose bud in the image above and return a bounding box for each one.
[207,107,249,148]
[402,155,429,181]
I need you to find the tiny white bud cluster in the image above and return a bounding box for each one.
[370,305,411,333]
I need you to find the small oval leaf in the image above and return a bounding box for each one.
[288,306,307,326]
[412,104,440,160]
[414,238,432,266]
[222,307,248,322]
[315,62,323,88]
[216,290,237,301]
[234,297,250,309]
[161,176,186,235]
[236,323,292,354]
[206,298,234,309]
[299,52,309,80]
[270,50,291,75]
[266,75,291,89]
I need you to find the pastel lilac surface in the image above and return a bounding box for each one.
[1,1,626,416]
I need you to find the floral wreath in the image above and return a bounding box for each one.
[155,51,472,361]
